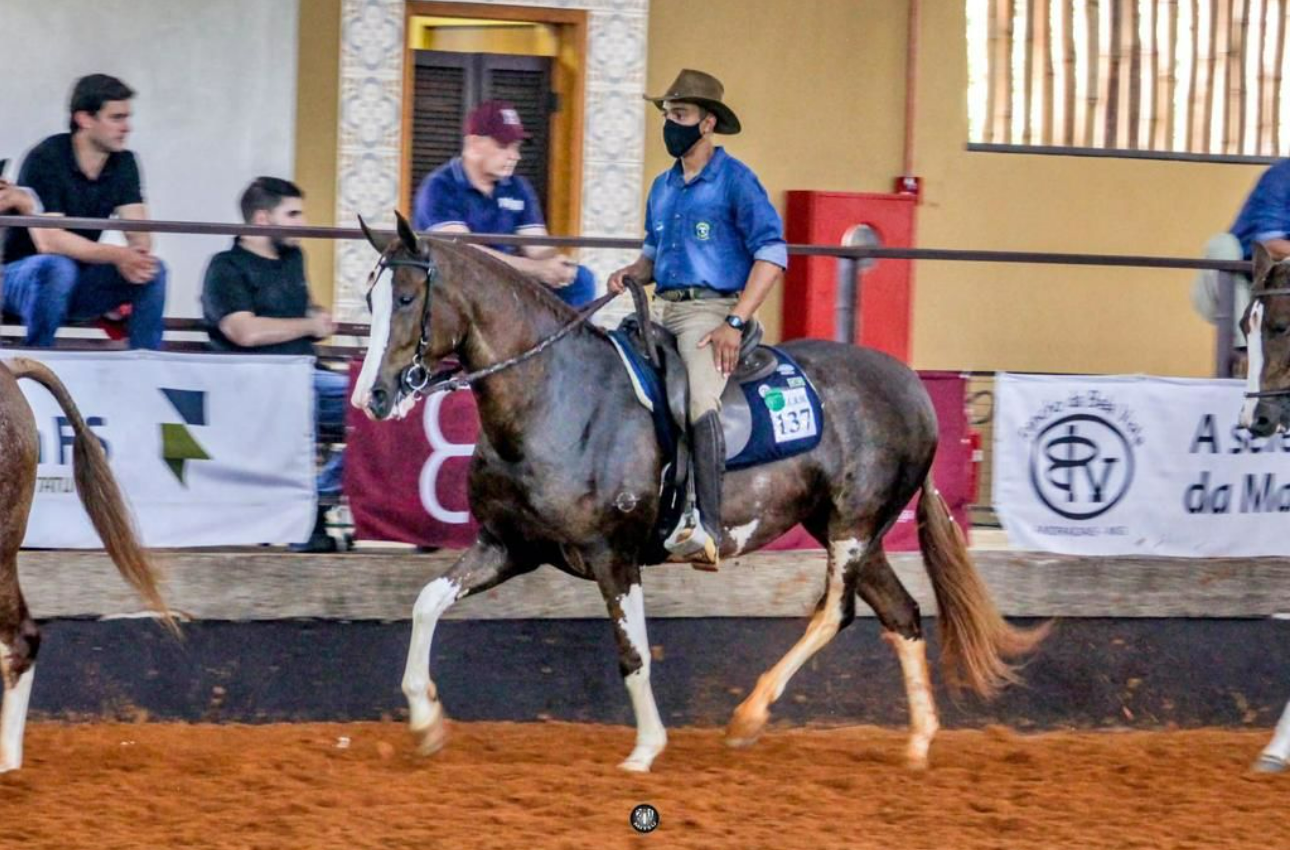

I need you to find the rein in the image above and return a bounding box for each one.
[367,248,620,400]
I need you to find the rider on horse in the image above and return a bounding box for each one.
[609,69,787,569]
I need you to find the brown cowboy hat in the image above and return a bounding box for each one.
[644,69,741,135]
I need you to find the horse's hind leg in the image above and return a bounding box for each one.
[402,536,531,757]
[856,548,939,769]
[726,536,863,747]
[0,552,39,773]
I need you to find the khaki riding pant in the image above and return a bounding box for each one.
[662,297,739,423]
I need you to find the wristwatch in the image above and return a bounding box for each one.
[724,314,747,333]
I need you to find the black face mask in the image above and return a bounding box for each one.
[663,119,704,158]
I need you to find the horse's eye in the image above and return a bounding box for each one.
[398,293,417,307]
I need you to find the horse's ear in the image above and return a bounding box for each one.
[1253,242,1274,289]
[395,210,421,256]
[358,215,392,254]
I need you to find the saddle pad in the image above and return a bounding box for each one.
[726,347,824,470]
[607,330,678,458]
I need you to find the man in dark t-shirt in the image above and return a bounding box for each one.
[1,74,166,348]
[201,177,343,552]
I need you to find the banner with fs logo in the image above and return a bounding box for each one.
[3,350,316,548]
[993,373,1290,557]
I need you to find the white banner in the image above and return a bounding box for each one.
[994,373,1290,557]
[2,350,316,548]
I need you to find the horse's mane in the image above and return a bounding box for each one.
[427,237,599,332]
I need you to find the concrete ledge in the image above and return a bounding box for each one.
[18,547,1290,621]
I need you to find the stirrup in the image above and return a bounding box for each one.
[664,512,720,570]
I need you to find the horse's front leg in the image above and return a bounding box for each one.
[403,536,529,756]
[591,558,667,772]
[1254,699,1290,772]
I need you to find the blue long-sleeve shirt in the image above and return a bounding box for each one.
[642,148,787,293]
[1231,159,1290,260]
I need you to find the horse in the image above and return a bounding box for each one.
[0,356,175,772]
[1236,244,1290,773]
[350,212,1047,772]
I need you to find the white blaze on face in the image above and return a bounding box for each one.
[1240,301,1266,429]
[352,275,394,412]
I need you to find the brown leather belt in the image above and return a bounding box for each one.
[656,286,733,302]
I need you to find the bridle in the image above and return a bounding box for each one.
[1244,285,1290,401]
[364,244,618,401]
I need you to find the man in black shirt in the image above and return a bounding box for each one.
[1,75,166,348]
[202,177,342,552]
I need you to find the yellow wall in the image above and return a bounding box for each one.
[647,0,1267,375]
[294,0,342,311]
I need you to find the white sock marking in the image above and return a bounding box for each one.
[0,642,34,773]
[616,584,667,771]
[402,576,461,732]
[1263,698,1290,763]
[727,520,759,555]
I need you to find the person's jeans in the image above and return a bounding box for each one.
[1,254,167,348]
[314,368,348,498]
[554,265,597,308]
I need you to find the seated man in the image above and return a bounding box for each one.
[1193,159,1290,350]
[412,100,596,307]
[2,74,166,348]
[201,177,343,553]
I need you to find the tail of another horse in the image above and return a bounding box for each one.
[7,358,177,635]
[916,473,1048,698]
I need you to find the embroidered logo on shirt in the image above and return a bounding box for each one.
[499,197,525,212]
[501,108,521,126]
[694,221,712,241]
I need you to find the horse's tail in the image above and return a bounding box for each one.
[7,357,178,635]
[916,473,1047,698]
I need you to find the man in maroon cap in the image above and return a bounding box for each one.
[412,100,594,306]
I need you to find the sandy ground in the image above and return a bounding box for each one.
[1,721,1286,849]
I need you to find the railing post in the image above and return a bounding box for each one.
[836,225,879,345]
[1214,268,1236,378]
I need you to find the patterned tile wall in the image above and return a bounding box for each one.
[335,0,649,322]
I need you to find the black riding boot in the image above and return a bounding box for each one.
[688,409,725,569]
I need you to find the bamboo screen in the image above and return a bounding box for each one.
[967,0,1290,157]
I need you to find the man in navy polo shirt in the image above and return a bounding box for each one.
[2,74,167,348]
[412,100,595,307]
[609,69,787,569]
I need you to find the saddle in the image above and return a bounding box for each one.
[607,281,824,563]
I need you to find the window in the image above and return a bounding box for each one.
[967,0,1290,159]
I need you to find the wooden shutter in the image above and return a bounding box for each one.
[409,50,555,217]
[411,52,471,207]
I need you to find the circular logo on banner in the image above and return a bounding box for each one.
[631,803,660,834]
[1029,413,1135,520]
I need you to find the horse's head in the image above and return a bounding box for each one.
[351,211,467,420]
[1240,243,1290,436]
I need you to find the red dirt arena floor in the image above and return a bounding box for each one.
[1,720,1286,849]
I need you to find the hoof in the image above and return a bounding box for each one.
[411,705,449,757]
[1253,754,1286,774]
[0,761,19,774]
[618,758,652,773]
[725,707,769,749]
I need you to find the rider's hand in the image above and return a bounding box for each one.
[608,264,641,295]
[699,323,743,377]
[114,246,159,285]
